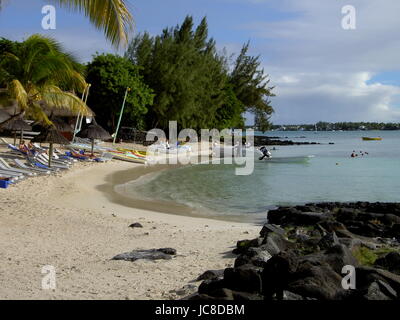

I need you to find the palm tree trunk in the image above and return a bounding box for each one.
[49,143,53,168]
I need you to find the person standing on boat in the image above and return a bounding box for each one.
[259,146,272,160]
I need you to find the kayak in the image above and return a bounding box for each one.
[362,137,382,141]
[109,152,147,164]
[260,156,314,163]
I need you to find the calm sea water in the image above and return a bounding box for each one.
[119,131,400,220]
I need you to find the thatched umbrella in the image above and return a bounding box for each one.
[0,109,11,123]
[2,119,32,146]
[77,120,111,155]
[52,118,74,132]
[32,127,70,168]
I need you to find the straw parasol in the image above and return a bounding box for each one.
[51,118,74,132]
[32,127,70,168]
[0,109,11,123]
[2,118,32,146]
[77,120,111,155]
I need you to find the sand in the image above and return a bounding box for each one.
[0,144,260,300]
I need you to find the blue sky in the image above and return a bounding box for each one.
[1,0,400,124]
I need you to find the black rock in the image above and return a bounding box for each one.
[158,248,177,255]
[318,232,340,250]
[262,251,299,300]
[196,270,225,281]
[224,267,262,293]
[198,279,227,296]
[364,282,391,300]
[287,265,344,300]
[129,223,143,228]
[233,238,263,254]
[112,248,176,262]
[374,252,400,275]
[260,224,285,237]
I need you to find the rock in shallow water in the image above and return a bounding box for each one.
[112,248,177,262]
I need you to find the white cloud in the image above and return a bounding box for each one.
[240,0,400,123]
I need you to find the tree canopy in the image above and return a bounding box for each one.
[0,35,91,126]
[125,16,274,131]
[85,53,154,132]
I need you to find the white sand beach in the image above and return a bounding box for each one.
[0,154,260,300]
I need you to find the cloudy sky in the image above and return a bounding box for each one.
[1,0,400,124]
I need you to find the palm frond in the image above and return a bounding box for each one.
[50,0,134,47]
[41,85,93,116]
[8,80,28,109]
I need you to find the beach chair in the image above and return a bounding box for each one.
[13,159,51,175]
[36,154,70,170]
[0,169,24,179]
[94,152,114,162]
[0,158,37,176]
[27,156,60,172]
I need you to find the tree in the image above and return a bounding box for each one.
[86,53,154,132]
[126,16,275,132]
[230,42,275,132]
[0,35,91,127]
[0,0,133,47]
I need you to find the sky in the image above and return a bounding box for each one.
[1,0,400,125]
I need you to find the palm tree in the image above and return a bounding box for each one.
[0,34,92,127]
[0,0,133,47]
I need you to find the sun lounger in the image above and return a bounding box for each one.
[27,157,59,172]
[13,159,51,175]
[94,152,114,162]
[0,169,24,179]
[36,155,70,170]
[0,158,37,176]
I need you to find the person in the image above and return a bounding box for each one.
[351,151,356,158]
[259,146,272,160]
[19,140,30,154]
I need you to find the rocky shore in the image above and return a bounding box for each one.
[253,136,324,146]
[189,202,400,300]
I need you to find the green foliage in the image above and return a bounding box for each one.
[86,53,154,131]
[0,35,90,125]
[125,16,274,131]
[230,42,275,132]
[352,246,378,266]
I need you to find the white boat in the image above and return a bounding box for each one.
[260,156,314,163]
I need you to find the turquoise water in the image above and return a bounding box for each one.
[121,131,400,220]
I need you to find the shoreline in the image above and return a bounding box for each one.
[0,158,260,300]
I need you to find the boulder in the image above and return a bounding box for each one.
[323,244,359,274]
[374,252,400,275]
[224,267,262,293]
[261,251,299,299]
[112,248,176,262]
[259,224,285,237]
[364,282,391,300]
[233,238,263,254]
[287,265,344,300]
[196,270,225,281]
[318,232,340,250]
[198,279,227,296]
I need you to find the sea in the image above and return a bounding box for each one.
[115,131,400,222]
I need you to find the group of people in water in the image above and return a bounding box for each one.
[351,150,369,158]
